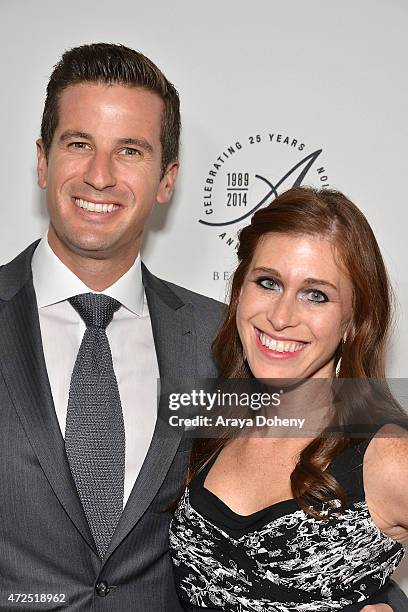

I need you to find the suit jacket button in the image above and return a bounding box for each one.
[96,581,110,597]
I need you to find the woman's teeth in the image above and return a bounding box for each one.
[259,332,305,353]
[74,198,119,213]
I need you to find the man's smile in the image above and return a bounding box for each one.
[73,197,120,214]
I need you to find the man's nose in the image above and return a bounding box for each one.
[267,292,300,331]
[83,152,116,190]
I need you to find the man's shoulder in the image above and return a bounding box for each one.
[0,241,39,302]
[164,278,225,315]
[155,278,225,336]
[142,263,225,319]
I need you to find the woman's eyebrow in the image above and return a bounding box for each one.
[251,268,338,291]
[303,277,338,291]
[252,266,282,278]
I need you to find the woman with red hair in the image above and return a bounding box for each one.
[170,187,408,611]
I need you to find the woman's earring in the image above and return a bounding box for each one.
[335,338,344,377]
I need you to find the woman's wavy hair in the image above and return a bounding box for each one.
[187,186,402,518]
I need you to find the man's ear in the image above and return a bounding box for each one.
[157,161,179,204]
[36,138,48,189]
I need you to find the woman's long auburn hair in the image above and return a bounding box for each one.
[187,186,398,517]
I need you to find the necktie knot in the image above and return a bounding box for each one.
[69,293,121,329]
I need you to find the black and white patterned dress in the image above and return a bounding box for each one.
[169,439,405,611]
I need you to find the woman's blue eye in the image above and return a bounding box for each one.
[307,290,328,303]
[256,277,280,290]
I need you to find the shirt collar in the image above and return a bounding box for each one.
[31,235,145,316]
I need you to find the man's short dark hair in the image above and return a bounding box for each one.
[41,43,181,175]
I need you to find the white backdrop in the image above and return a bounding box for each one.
[1,0,407,593]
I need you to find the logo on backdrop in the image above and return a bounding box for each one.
[199,131,329,251]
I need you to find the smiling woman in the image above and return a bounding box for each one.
[170,186,408,612]
[216,187,392,380]
[236,232,353,380]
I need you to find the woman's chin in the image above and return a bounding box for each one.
[248,361,304,382]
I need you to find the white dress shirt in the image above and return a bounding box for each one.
[31,237,159,507]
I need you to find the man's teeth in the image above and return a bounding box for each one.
[74,198,119,213]
[259,333,305,353]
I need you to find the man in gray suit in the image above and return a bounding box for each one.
[0,43,222,611]
[0,43,403,612]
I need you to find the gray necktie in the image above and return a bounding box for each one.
[65,293,125,558]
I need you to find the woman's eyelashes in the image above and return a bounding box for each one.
[304,289,329,303]
[254,277,329,303]
[256,276,280,291]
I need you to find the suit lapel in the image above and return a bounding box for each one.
[0,244,96,554]
[0,248,196,559]
[105,264,196,558]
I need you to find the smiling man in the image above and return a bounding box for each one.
[36,81,176,289]
[0,43,223,611]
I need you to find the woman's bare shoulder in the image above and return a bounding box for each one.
[364,424,408,539]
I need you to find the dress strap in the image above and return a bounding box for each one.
[328,421,400,501]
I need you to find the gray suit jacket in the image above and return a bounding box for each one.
[0,241,224,611]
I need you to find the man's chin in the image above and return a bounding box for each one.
[49,230,118,261]
[67,239,118,259]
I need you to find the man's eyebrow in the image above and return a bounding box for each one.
[118,137,154,154]
[58,132,154,155]
[59,130,93,142]
[251,268,338,291]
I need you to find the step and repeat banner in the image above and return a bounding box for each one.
[1,0,407,591]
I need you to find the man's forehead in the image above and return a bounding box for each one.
[54,82,164,137]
